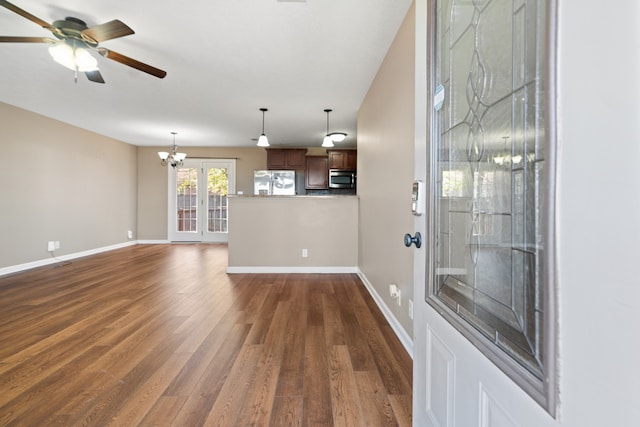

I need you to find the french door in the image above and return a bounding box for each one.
[168,159,236,242]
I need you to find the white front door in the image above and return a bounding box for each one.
[412,0,558,425]
[168,159,236,242]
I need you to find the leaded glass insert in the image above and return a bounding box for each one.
[428,0,556,413]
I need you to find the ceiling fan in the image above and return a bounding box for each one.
[0,0,166,83]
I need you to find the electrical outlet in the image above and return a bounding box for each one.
[127,230,133,239]
[47,241,55,252]
[302,248,308,258]
[389,283,398,297]
[389,284,402,306]
[408,299,414,319]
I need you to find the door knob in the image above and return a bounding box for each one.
[404,232,422,248]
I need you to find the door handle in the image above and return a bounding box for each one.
[404,232,422,248]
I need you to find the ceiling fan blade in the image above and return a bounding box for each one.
[98,48,166,79]
[82,19,134,44]
[0,0,57,33]
[85,70,105,84]
[0,36,56,43]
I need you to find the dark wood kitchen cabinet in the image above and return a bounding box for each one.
[305,156,329,189]
[267,148,307,170]
[327,149,357,170]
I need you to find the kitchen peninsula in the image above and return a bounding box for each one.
[227,195,358,273]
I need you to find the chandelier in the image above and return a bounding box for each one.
[158,132,186,168]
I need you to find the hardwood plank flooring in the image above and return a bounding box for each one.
[0,244,412,426]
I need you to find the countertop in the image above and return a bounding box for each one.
[228,194,358,198]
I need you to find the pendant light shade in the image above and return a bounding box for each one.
[322,134,334,148]
[328,132,347,142]
[257,134,269,147]
[257,108,270,147]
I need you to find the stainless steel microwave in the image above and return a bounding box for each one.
[329,169,356,189]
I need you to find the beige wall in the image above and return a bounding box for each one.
[0,102,137,269]
[136,146,267,240]
[357,4,415,337]
[227,196,358,270]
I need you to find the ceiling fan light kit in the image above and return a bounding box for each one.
[0,0,166,83]
[48,41,98,72]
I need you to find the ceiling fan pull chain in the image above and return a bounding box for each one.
[73,47,78,83]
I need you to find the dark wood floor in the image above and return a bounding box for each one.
[0,244,412,426]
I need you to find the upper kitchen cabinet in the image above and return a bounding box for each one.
[267,148,307,170]
[305,156,329,189]
[327,149,357,170]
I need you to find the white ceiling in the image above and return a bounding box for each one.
[0,0,412,148]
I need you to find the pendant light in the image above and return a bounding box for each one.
[257,108,270,147]
[322,109,347,147]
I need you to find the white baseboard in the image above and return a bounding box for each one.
[226,266,359,274]
[0,241,138,277]
[137,240,171,244]
[357,269,414,359]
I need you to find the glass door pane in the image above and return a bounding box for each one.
[207,167,227,233]
[176,166,198,235]
[203,161,235,242]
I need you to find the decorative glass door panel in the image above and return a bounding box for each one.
[427,0,556,413]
